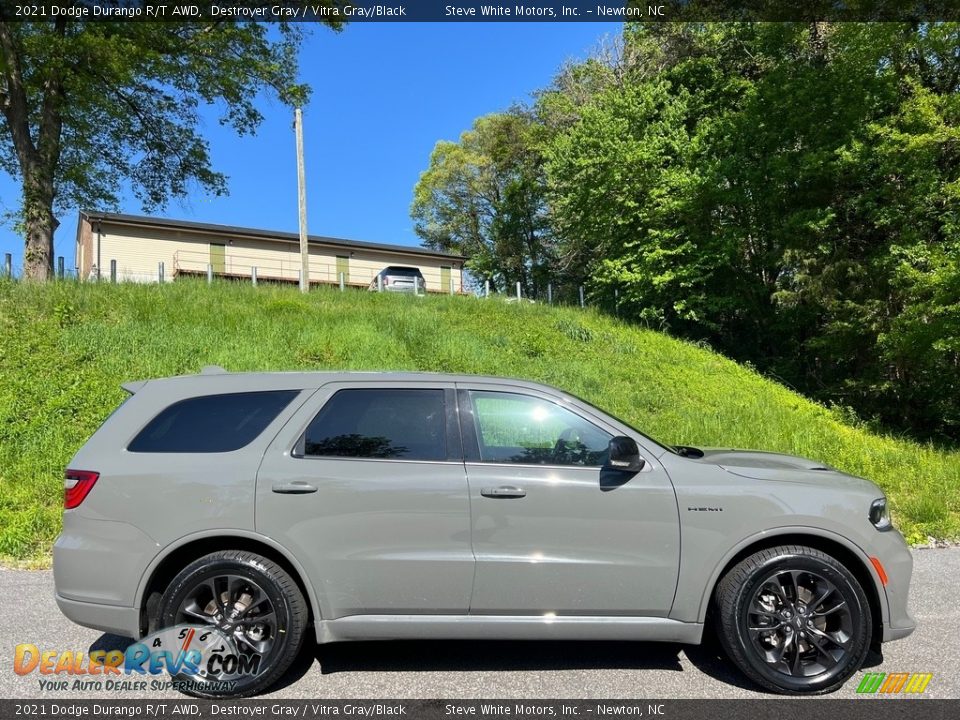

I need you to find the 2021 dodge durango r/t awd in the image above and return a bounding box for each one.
[54,370,915,697]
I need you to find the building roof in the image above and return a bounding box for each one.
[79,211,467,262]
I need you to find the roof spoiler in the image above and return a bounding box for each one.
[121,380,148,395]
[122,366,227,395]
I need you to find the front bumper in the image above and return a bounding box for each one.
[55,593,139,639]
[874,528,916,643]
[884,622,915,642]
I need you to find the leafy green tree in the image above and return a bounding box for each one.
[542,22,960,440]
[0,12,343,280]
[411,22,960,440]
[411,111,553,296]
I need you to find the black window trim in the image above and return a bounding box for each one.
[291,386,463,464]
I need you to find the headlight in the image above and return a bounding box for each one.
[869,497,892,530]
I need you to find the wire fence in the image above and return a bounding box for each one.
[1,251,608,312]
[2,252,77,280]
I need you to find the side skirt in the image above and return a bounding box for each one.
[315,615,704,645]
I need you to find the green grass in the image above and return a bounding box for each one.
[1,277,958,564]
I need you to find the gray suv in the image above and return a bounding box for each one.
[54,370,915,697]
[368,266,426,294]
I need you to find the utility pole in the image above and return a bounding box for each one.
[295,108,309,293]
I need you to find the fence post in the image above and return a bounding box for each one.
[614,287,619,316]
[251,267,258,286]
[207,264,213,284]
[3,253,11,278]
[450,277,455,295]
[579,285,585,308]
[547,283,553,305]
[516,281,521,301]
[339,272,345,291]
[110,259,117,283]
[484,279,489,298]
[377,275,383,292]
[57,256,64,279]
[159,262,165,283]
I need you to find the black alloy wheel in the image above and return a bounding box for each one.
[714,544,872,694]
[157,550,308,698]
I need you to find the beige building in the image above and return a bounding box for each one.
[75,211,466,293]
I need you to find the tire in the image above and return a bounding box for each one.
[714,544,872,694]
[156,550,308,698]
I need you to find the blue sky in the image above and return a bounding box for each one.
[0,22,617,273]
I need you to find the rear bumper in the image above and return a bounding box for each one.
[383,286,420,293]
[55,593,139,639]
[53,515,158,639]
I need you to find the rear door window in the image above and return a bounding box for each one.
[128,390,299,453]
[301,389,447,461]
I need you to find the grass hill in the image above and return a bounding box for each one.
[1,278,958,564]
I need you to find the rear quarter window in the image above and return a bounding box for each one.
[128,390,299,453]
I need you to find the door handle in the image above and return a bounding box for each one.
[271,481,318,494]
[480,486,526,499]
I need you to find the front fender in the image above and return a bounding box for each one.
[671,525,888,627]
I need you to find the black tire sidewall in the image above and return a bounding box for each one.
[157,554,301,697]
[731,551,870,694]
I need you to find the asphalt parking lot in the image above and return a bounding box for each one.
[1,549,956,700]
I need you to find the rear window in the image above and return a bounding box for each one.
[128,390,298,453]
[382,266,423,277]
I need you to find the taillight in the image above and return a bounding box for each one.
[64,469,99,509]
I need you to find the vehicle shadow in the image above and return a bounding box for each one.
[310,640,685,676]
[90,633,133,653]
[95,630,881,697]
[271,638,760,694]
[89,632,756,694]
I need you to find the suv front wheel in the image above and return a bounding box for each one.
[157,550,308,698]
[714,544,872,694]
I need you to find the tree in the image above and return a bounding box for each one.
[0,10,344,280]
[411,111,554,296]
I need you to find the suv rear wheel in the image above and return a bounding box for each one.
[714,544,872,694]
[156,550,308,698]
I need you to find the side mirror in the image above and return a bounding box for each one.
[605,436,645,473]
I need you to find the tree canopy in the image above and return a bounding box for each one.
[411,111,553,296]
[0,12,344,279]
[412,23,960,443]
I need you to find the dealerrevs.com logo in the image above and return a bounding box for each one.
[856,672,934,695]
[14,625,261,694]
